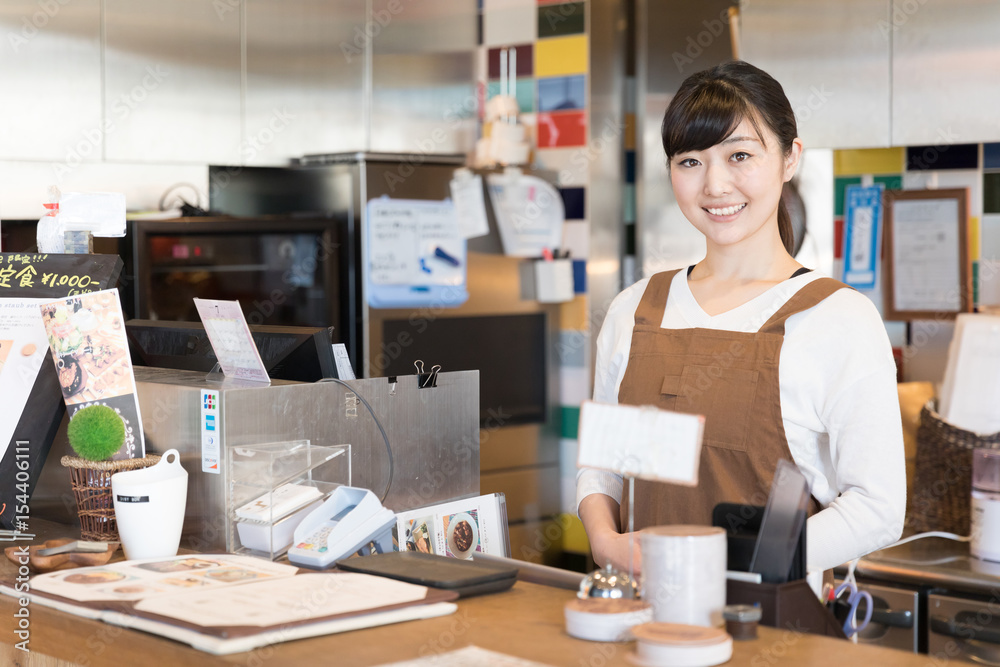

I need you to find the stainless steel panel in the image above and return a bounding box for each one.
[104,0,242,163]
[636,0,735,277]
[129,367,479,552]
[928,592,1000,664]
[893,0,1000,146]
[0,0,102,161]
[741,0,891,149]
[369,0,477,154]
[589,0,627,377]
[835,579,919,652]
[245,0,368,163]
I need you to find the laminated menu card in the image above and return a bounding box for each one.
[193,298,270,383]
[39,287,144,459]
[0,554,457,655]
[395,493,510,560]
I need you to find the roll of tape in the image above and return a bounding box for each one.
[641,526,727,627]
[628,623,732,667]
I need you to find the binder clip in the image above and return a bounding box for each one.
[414,360,441,388]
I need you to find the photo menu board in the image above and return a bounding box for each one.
[0,253,123,530]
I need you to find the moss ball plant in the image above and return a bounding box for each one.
[67,405,125,461]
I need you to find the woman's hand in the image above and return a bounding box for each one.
[578,493,643,576]
[590,529,643,577]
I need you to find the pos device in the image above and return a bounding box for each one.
[287,486,396,569]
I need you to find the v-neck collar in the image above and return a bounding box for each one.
[670,268,814,327]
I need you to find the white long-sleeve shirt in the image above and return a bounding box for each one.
[577,269,906,571]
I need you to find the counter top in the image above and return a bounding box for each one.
[857,536,1000,595]
[0,551,941,665]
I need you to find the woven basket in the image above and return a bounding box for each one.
[61,455,161,541]
[907,403,1000,535]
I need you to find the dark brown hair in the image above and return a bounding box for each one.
[661,61,797,254]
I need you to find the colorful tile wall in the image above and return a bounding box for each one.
[481,0,593,530]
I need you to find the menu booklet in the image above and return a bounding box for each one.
[0,554,457,655]
[395,493,510,559]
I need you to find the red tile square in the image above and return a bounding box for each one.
[537,111,587,148]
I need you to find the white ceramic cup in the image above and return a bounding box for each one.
[111,449,188,560]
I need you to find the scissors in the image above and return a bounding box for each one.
[832,580,873,637]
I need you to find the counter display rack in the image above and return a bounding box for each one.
[227,440,351,561]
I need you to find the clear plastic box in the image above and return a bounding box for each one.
[227,440,351,560]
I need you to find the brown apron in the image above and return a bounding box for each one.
[618,269,847,530]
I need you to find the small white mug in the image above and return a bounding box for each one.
[111,449,188,560]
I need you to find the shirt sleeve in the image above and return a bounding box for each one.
[795,292,906,571]
[575,281,647,515]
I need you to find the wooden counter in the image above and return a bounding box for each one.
[0,521,937,666]
[0,570,943,666]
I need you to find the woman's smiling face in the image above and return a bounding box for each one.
[669,117,801,251]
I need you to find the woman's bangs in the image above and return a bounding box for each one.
[662,84,760,159]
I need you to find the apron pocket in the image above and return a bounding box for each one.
[659,366,759,452]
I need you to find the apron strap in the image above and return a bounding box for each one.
[634,269,683,326]
[759,277,849,336]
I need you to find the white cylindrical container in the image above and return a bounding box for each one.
[972,449,1000,562]
[111,449,188,560]
[641,526,727,627]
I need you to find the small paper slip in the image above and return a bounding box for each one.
[450,171,490,240]
[193,298,269,383]
[378,646,555,666]
[577,400,705,485]
[235,483,323,523]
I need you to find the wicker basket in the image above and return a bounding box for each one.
[907,402,1000,535]
[61,455,161,541]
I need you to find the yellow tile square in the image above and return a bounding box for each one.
[535,35,588,78]
[560,295,588,330]
[833,148,905,176]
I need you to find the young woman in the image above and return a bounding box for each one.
[577,61,905,574]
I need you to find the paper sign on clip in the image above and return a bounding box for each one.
[577,401,705,486]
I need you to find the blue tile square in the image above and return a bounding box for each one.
[538,75,585,113]
[572,259,586,293]
[986,143,1000,170]
[559,186,585,220]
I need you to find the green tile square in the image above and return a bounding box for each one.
[834,176,861,217]
[487,78,535,114]
[985,172,1000,214]
[538,2,586,39]
[560,405,580,440]
[874,174,902,193]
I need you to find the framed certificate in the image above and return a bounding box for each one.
[884,188,972,320]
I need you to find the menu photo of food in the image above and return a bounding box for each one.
[403,516,434,554]
[442,510,481,560]
[40,288,145,459]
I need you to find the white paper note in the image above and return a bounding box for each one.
[892,198,962,312]
[577,400,705,485]
[450,172,490,239]
[193,299,270,383]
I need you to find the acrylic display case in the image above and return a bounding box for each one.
[227,440,351,560]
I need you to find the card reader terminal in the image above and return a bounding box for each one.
[287,486,396,569]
